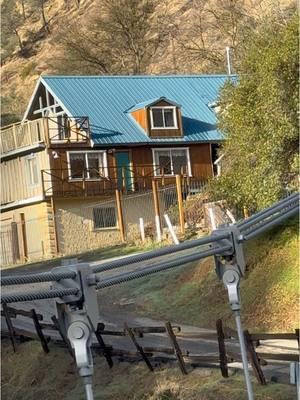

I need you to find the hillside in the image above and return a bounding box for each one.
[99,216,299,333]
[1,339,297,400]
[1,0,296,124]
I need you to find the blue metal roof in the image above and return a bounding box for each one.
[41,75,233,146]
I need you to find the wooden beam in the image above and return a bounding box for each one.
[31,309,49,354]
[43,117,50,146]
[152,179,160,217]
[124,323,153,371]
[89,319,113,368]
[152,179,161,241]
[2,304,17,352]
[50,197,59,255]
[255,352,299,362]
[216,319,228,378]
[176,175,185,235]
[250,332,297,341]
[244,330,266,385]
[33,103,61,115]
[165,321,188,375]
[115,189,125,242]
[19,213,28,261]
[2,306,43,320]
[51,315,74,359]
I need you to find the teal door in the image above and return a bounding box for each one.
[115,152,134,191]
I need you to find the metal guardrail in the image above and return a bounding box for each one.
[1,192,299,400]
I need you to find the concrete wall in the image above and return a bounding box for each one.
[54,187,179,256]
[54,197,123,255]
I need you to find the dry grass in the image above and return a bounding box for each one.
[1,340,296,400]
[99,217,299,332]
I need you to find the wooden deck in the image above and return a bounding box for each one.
[0,116,90,155]
[41,166,206,198]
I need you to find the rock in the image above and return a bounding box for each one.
[119,298,135,306]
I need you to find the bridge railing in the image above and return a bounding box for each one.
[1,192,298,400]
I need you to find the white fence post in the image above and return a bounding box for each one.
[164,214,179,245]
[139,217,145,242]
[155,215,162,242]
[208,207,217,230]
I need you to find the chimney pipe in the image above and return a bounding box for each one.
[226,46,232,75]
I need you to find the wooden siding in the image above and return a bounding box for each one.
[189,143,213,178]
[131,109,148,132]
[148,100,183,138]
[130,100,183,138]
[1,148,50,205]
[43,148,118,197]
[40,143,213,198]
[132,144,213,179]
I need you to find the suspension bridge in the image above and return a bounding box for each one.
[1,192,299,400]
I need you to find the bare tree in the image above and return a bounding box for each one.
[31,0,50,33]
[2,0,25,53]
[55,0,170,74]
[19,0,27,20]
[177,0,255,72]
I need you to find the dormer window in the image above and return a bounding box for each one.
[150,107,178,129]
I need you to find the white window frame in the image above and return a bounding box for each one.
[92,205,118,231]
[150,106,178,130]
[25,154,40,187]
[152,147,192,177]
[67,150,108,181]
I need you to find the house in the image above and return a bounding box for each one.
[0,74,230,264]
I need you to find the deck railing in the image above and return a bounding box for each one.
[0,119,45,154]
[41,165,207,198]
[0,116,90,155]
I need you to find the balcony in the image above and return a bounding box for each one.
[0,116,90,157]
[0,119,45,156]
[41,165,206,198]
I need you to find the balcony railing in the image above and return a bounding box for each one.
[0,116,90,156]
[41,165,206,198]
[0,119,45,154]
[47,116,90,144]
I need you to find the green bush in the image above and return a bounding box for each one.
[208,14,299,212]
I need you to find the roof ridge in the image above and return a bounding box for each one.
[42,74,235,79]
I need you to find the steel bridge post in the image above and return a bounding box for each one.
[213,226,254,400]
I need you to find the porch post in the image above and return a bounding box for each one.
[176,175,185,235]
[152,179,161,241]
[115,189,125,242]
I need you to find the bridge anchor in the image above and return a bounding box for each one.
[213,226,254,400]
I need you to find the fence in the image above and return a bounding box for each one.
[2,305,298,385]
[0,176,210,266]
[0,216,56,267]
[54,178,209,256]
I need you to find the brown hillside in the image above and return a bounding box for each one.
[1,0,295,121]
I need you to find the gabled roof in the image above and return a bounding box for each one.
[127,96,181,112]
[30,75,235,146]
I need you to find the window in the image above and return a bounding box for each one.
[93,207,117,229]
[26,155,39,185]
[153,148,191,176]
[57,114,70,140]
[68,151,107,180]
[150,107,177,129]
